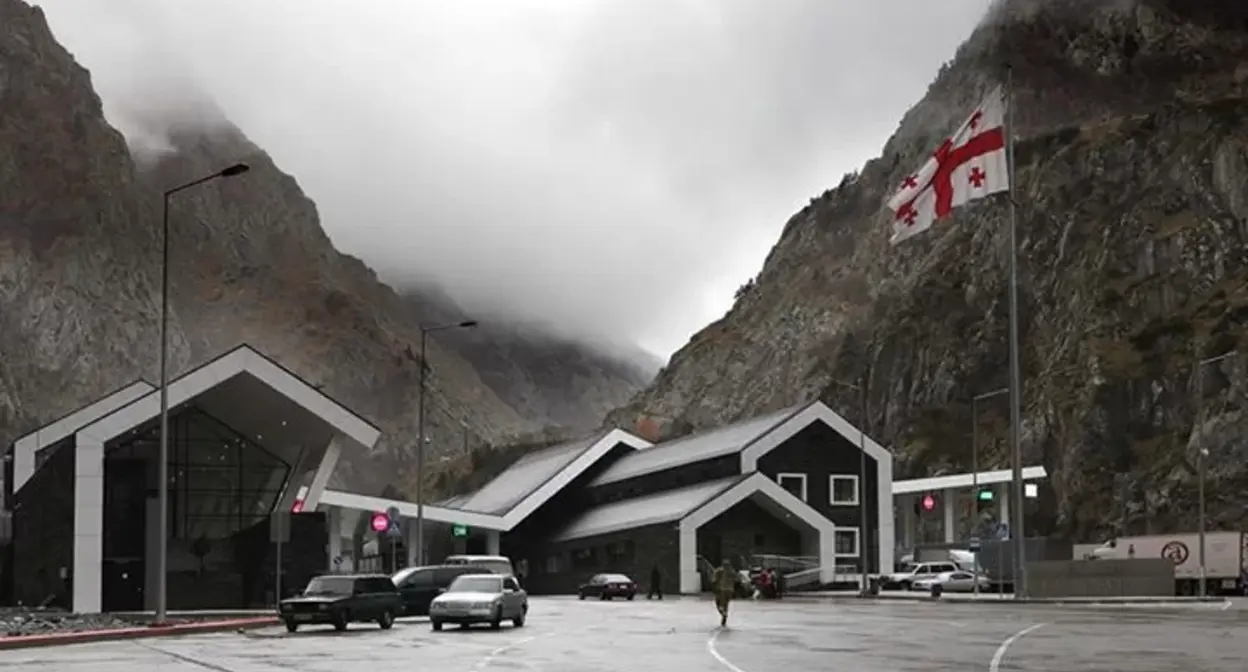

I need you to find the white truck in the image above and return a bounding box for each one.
[1073,531,1247,596]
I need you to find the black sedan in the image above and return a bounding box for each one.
[578,573,637,600]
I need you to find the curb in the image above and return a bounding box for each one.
[784,593,1228,606]
[0,617,278,651]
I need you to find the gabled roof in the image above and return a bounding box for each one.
[588,405,803,487]
[550,476,743,543]
[321,427,652,532]
[9,380,155,493]
[75,344,381,450]
[450,430,615,515]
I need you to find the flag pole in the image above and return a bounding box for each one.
[1004,64,1027,598]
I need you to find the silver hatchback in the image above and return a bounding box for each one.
[429,574,528,630]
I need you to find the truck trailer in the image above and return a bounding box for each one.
[1073,531,1247,596]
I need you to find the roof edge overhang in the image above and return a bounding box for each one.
[75,345,381,450]
[891,465,1048,495]
[740,400,893,472]
[549,475,744,544]
[320,489,507,531]
[680,472,835,537]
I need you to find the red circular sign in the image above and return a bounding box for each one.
[291,499,304,513]
[370,512,390,532]
[922,494,937,511]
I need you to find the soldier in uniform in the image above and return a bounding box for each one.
[710,560,737,627]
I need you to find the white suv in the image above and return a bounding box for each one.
[885,562,960,590]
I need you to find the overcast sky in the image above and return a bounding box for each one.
[35,0,992,358]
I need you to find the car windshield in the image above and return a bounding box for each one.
[448,576,502,593]
[304,576,354,596]
[602,574,631,583]
[391,568,419,585]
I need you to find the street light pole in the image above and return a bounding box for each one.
[155,162,249,625]
[971,388,1008,596]
[1194,349,1236,599]
[415,320,478,566]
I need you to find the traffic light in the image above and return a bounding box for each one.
[915,493,938,515]
[975,488,994,511]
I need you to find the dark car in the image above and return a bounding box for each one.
[279,574,402,632]
[578,573,637,600]
[391,564,495,616]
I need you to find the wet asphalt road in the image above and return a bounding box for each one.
[2,596,1244,672]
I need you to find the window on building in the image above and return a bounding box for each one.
[571,547,597,569]
[830,475,859,506]
[834,528,860,557]
[776,473,808,502]
[605,540,635,565]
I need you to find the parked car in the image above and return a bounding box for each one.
[444,554,515,577]
[429,573,527,631]
[578,573,637,600]
[911,570,992,593]
[391,564,495,616]
[279,574,402,632]
[882,561,960,590]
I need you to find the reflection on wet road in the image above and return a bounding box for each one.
[2,596,1244,671]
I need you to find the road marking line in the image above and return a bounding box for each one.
[469,633,541,672]
[706,628,748,672]
[989,622,1047,672]
[1220,600,1232,611]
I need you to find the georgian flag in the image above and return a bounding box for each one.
[886,85,1010,245]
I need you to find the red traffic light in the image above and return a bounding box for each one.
[370,512,390,532]
[291,499,305,513]
[921,494,937,512]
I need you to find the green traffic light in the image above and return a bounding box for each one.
[977,489,994,501]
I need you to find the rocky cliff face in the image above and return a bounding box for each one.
[0,0,648,494]
[611,0,1248,540]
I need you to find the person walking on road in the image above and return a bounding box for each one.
[648,563,664,600]
[710,560,737,627]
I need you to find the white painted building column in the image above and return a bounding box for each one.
[71,437,105,614]
[485,530,500,556]
[997,482,1010,534]
[678,526,699,594]
[404,519,419,568]
[942,488,956,543]
[326,506,343,572]
[302,438,341,510]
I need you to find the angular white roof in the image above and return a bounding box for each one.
[589,405,802,486]
[452,431,611,515]
[550,476,742,542]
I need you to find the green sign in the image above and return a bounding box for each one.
[977,489,994,501]
[452,524,469,538]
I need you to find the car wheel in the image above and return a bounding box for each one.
[600,593,608,601]
[284,620,298,633]
[513,606,527,628]
[626,593,635,601]
[431,620,443,631]
[332,612,349,631]
[490,606,503,630]
[378,609,394,630]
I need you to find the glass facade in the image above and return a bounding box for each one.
[102,407,293,610]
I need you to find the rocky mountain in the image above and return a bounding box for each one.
[0,0,649,495]
[610,0,1248,540]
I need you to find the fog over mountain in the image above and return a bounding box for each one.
[33,0,992,357]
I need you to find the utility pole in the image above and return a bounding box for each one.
[972,388,1008,596]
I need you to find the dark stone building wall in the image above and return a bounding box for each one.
[522,523,678,596]
[11,437,75,609]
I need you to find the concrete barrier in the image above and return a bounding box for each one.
[1024,558,1174,598]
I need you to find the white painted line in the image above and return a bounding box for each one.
[706,628,748,672]
[1220,600,1232,611]
[989,622,1047,672]
[470,634,540,672]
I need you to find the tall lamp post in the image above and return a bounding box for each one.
[415,320,478,565]
[829,374,870,594]
[156,162,250,625]
[1194,349,1236,599]
[971,387,1008,596]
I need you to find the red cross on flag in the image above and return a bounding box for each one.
[886,85,1010,245]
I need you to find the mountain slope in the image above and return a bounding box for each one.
[609,0,1248,540]
[0,0,648,494]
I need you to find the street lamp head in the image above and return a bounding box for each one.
[218,163,250,177]
[458,320,479,328]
